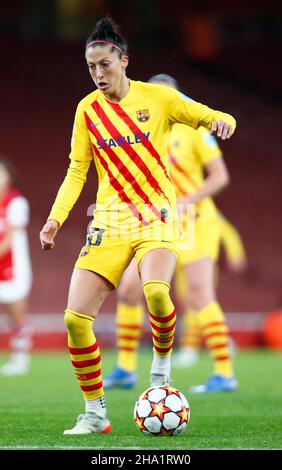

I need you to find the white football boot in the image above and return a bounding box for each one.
[63,412,112,435]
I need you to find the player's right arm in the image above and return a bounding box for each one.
[40,100,93,251]
[163,88,236,138]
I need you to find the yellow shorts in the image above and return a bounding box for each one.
[178,216,221,266]
[75,227,178,288]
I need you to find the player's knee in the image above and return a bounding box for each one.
[143,282,169,315]
[64,310,88,337]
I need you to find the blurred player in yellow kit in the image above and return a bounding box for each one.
[104,74,239,394]
[173,211,247,368]
[39,18,236,436]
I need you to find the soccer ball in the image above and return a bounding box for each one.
[134,386,190,436]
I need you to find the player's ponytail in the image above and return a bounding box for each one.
[86,17,128,57]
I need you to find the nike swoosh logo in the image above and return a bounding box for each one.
[90,121,101,128]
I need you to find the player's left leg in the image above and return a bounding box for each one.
[138,247,177,387]
[63,268,113,435]
[63,232,134,434]
[1,296,33,376]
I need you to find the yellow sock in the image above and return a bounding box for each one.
[116,303,144,372]
[196,301,234,377]
[143,281,176,357]
[180,309,201,349]
[64,309,104,400]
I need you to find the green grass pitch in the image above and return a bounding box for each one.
[0,349,281,450]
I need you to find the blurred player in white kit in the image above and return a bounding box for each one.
[0,157,32,375]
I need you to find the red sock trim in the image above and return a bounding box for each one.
[68,342,98,355]
[71,356,101,368]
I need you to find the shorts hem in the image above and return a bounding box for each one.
[136,246,179,268]
[74,265,118,289]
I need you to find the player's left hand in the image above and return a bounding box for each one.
[39,219,59,250]
[210,121,234,140]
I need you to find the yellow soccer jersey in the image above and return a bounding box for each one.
[169,124,222,218]
[49,80,235,238]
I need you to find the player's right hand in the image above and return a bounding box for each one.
[227,258,248,274]
[210,120,234,140]
[39,219,60,250]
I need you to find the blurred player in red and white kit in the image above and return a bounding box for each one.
[0,157,33,375]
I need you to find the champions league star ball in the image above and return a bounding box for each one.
[134,386,190,436]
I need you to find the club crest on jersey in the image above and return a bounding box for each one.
[136,109,150,122]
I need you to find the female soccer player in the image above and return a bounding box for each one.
[39,19,236,434]
[104,74,240,393]
[0,157,32,376]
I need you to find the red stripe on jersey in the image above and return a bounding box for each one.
[91,102,170,205]
[68,342,98,355]
[86,113,164,222]
[169,156,199,189]
[93,143,148,224]
[108,101,171,183]
[149,309,176,324]
[120,346,135,352]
